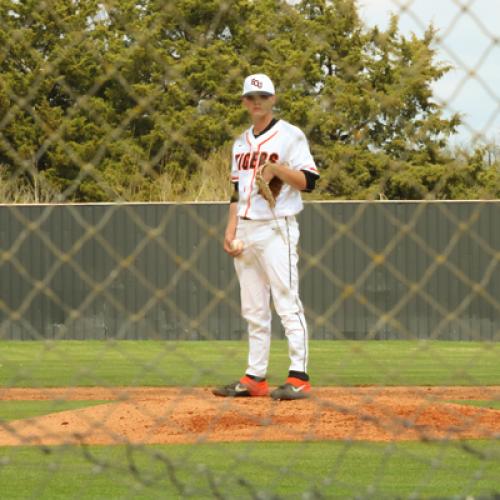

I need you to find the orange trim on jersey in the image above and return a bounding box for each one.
[302,165,319,173]
[243,167,258,218]
[257,130,278,149]
[243,130,280,218]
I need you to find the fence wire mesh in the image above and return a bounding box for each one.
[0,0,499,498]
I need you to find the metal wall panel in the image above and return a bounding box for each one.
[1,202,498,340]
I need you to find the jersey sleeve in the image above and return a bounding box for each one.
[288,130,319,177]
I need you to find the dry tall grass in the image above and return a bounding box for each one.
[0,145,234,204]
[151,144,233,202]
[0,167,57,203]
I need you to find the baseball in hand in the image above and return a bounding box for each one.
[231,239,244,252]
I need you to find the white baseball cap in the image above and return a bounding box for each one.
[242,73,275,96]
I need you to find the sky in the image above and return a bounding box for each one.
[357,0,500,146]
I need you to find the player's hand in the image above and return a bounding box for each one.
[224,231,243,257]
[258,162,276,183]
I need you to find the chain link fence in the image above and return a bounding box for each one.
[0,0,499,498]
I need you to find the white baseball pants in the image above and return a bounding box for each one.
[234,216,309,378]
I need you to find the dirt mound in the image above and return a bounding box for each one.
[0,387,499,446]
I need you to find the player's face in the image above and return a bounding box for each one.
[243,94,275,120]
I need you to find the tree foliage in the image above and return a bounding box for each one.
[0,0,498,202]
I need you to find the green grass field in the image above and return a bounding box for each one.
[0,340,498,499]
[0,401,109,421]
[0,339,498,387]
[0,441,499,499]
[449,400,500,410]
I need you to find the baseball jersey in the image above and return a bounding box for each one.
[231,119,319,220]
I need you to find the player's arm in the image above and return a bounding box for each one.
[260,129,319,192]
[261,163,319,192]
[224,183,242,257]
[301,169,319,192]
[263,163,307,191]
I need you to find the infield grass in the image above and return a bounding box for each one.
[0,440,498,499]
[448,400,500,410]
[0,401,108,421]
[0,340,499,498]
[0,340,498,387]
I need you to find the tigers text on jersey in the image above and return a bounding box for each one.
[231,119,319,220]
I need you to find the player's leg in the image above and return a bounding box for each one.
[213,227,271,397]
[262,217,311,399]
[235,249,273,380]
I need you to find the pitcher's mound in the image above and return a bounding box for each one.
[0,386,499,446]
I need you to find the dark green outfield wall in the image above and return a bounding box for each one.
[1,201,498,340]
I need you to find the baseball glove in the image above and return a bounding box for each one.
[255,163,283,208]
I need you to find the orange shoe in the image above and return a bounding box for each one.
[271,377,311,400]
[212,375,269,397]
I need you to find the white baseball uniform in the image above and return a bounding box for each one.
[231,118,319,378]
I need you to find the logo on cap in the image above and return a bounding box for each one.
[251,78,263,89]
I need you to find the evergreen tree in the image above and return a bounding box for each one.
[1,0,495,201]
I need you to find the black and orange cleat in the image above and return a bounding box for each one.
[271,377,311,400]
[212,375,269,397]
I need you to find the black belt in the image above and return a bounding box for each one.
[241,216,290,221]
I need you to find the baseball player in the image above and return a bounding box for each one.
[213,73,320,400]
